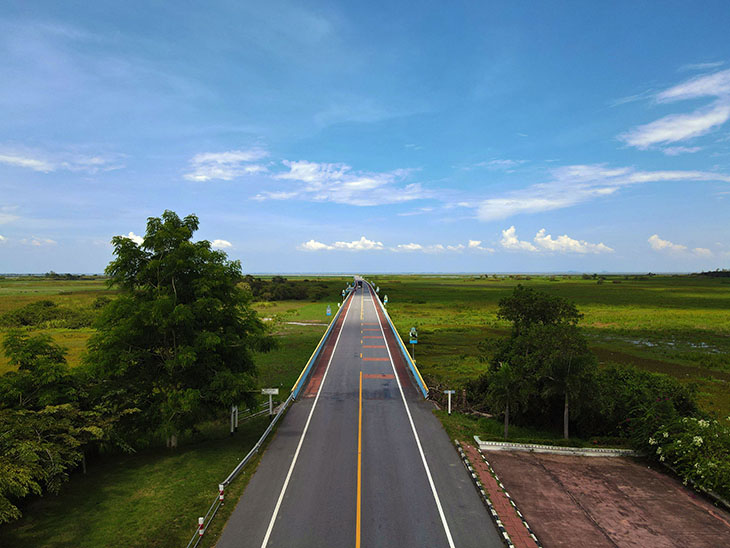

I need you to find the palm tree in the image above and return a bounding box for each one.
[488,362,521,439]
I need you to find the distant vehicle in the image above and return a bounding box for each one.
[357,280,363,287]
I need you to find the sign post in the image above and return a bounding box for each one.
[409,326,418,361]
[444,390,456,415]
[262,388,279,416]
[326,305,332,317]
[384,294,388,306]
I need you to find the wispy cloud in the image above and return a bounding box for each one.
[500,226,613,254]
[620,68,730,151]
[0,234,6,243]
[680,61,724,72]
[21,237,57,247]
[662,146,702,156]
[476,164,730,221]
[211,239,232,249]
[471,159,526,172]
[0,147,124,174]
[0,206,20,225]
[184,148,269,182]
[261,160,425,206]
[648,234,712,257]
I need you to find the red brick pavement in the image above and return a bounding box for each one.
[463,443,540,548]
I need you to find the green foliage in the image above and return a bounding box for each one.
[0,331,77,409]
[497,284,582,336]
[85,210,273,441]
[242,275,332,302]
[0,405,107,524]
[0,300,96,329]
[647,417,730,500]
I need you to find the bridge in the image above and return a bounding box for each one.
[217,280,503,547]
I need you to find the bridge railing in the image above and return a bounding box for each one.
[365,281,429,398]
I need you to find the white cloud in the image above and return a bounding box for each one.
[620,69,730,150]
[476,164,730,221]
[0,148,124,174]
[648,234,687,253]
[620,103,730,149]
[648,235,714,257]
[657,69,730,103]
[500,226,538,251]
[298,236,384,252]
[0,152,54,172]
[299,239,334,251]
[500,226,612,254]
[662,146,702,156]
[21,237,56,247]
[0,235,6,242]
[184,148,268,182]
[533,229,613,254]
[211,239,232,249]
[0,206,20,225]
[394,243,423,252]
[269,160,425,206]
[124,231,144,245]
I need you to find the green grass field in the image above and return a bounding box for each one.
[366,274,730,417]
[2,273,728,545]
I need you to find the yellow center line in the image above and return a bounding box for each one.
[356,370,363,548]
[360,289,364,321]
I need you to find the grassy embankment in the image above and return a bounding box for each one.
[0,275,348,547]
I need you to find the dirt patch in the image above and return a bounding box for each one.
[484,450,730,547]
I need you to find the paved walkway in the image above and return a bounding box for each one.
[463,443,540,548]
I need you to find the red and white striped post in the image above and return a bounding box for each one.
[219,484,225,502]
[198,516,205,537]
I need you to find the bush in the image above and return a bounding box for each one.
[647,417,730,500]
[0,301,96,329]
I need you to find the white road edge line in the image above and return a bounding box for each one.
[260,292,354,548]
[368,284,457,548]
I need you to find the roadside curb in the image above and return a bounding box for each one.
[475,446,543,548]
[455,441,515,548]
[474,436,639,457]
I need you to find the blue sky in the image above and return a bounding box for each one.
[1,1,729,273]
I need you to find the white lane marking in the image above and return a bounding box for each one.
[260,292,355,548]
[368,284,456,548]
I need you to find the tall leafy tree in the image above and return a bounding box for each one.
[85,211,272,445]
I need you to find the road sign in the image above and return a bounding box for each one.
[326,305,332,316]
[409,339,418,344]
[384,294,388,304]
[376,286,380,293]
[444,390,456,415]
[262,388,279,416]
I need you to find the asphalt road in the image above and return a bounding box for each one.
[217,281,503,548]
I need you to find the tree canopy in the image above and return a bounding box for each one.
[85,210,273,442]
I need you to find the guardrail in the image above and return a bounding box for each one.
[291,289,354,399]
[184,289,354,547]
[366,281,429,398]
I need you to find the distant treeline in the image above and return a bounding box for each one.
[697,269,730,277]
[242,275,332,301]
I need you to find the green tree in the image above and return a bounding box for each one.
[0,331,77,410]
[486,362,524,439]
[497,284,582,336]
[525,323,596,439]
[85,211,273,446]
